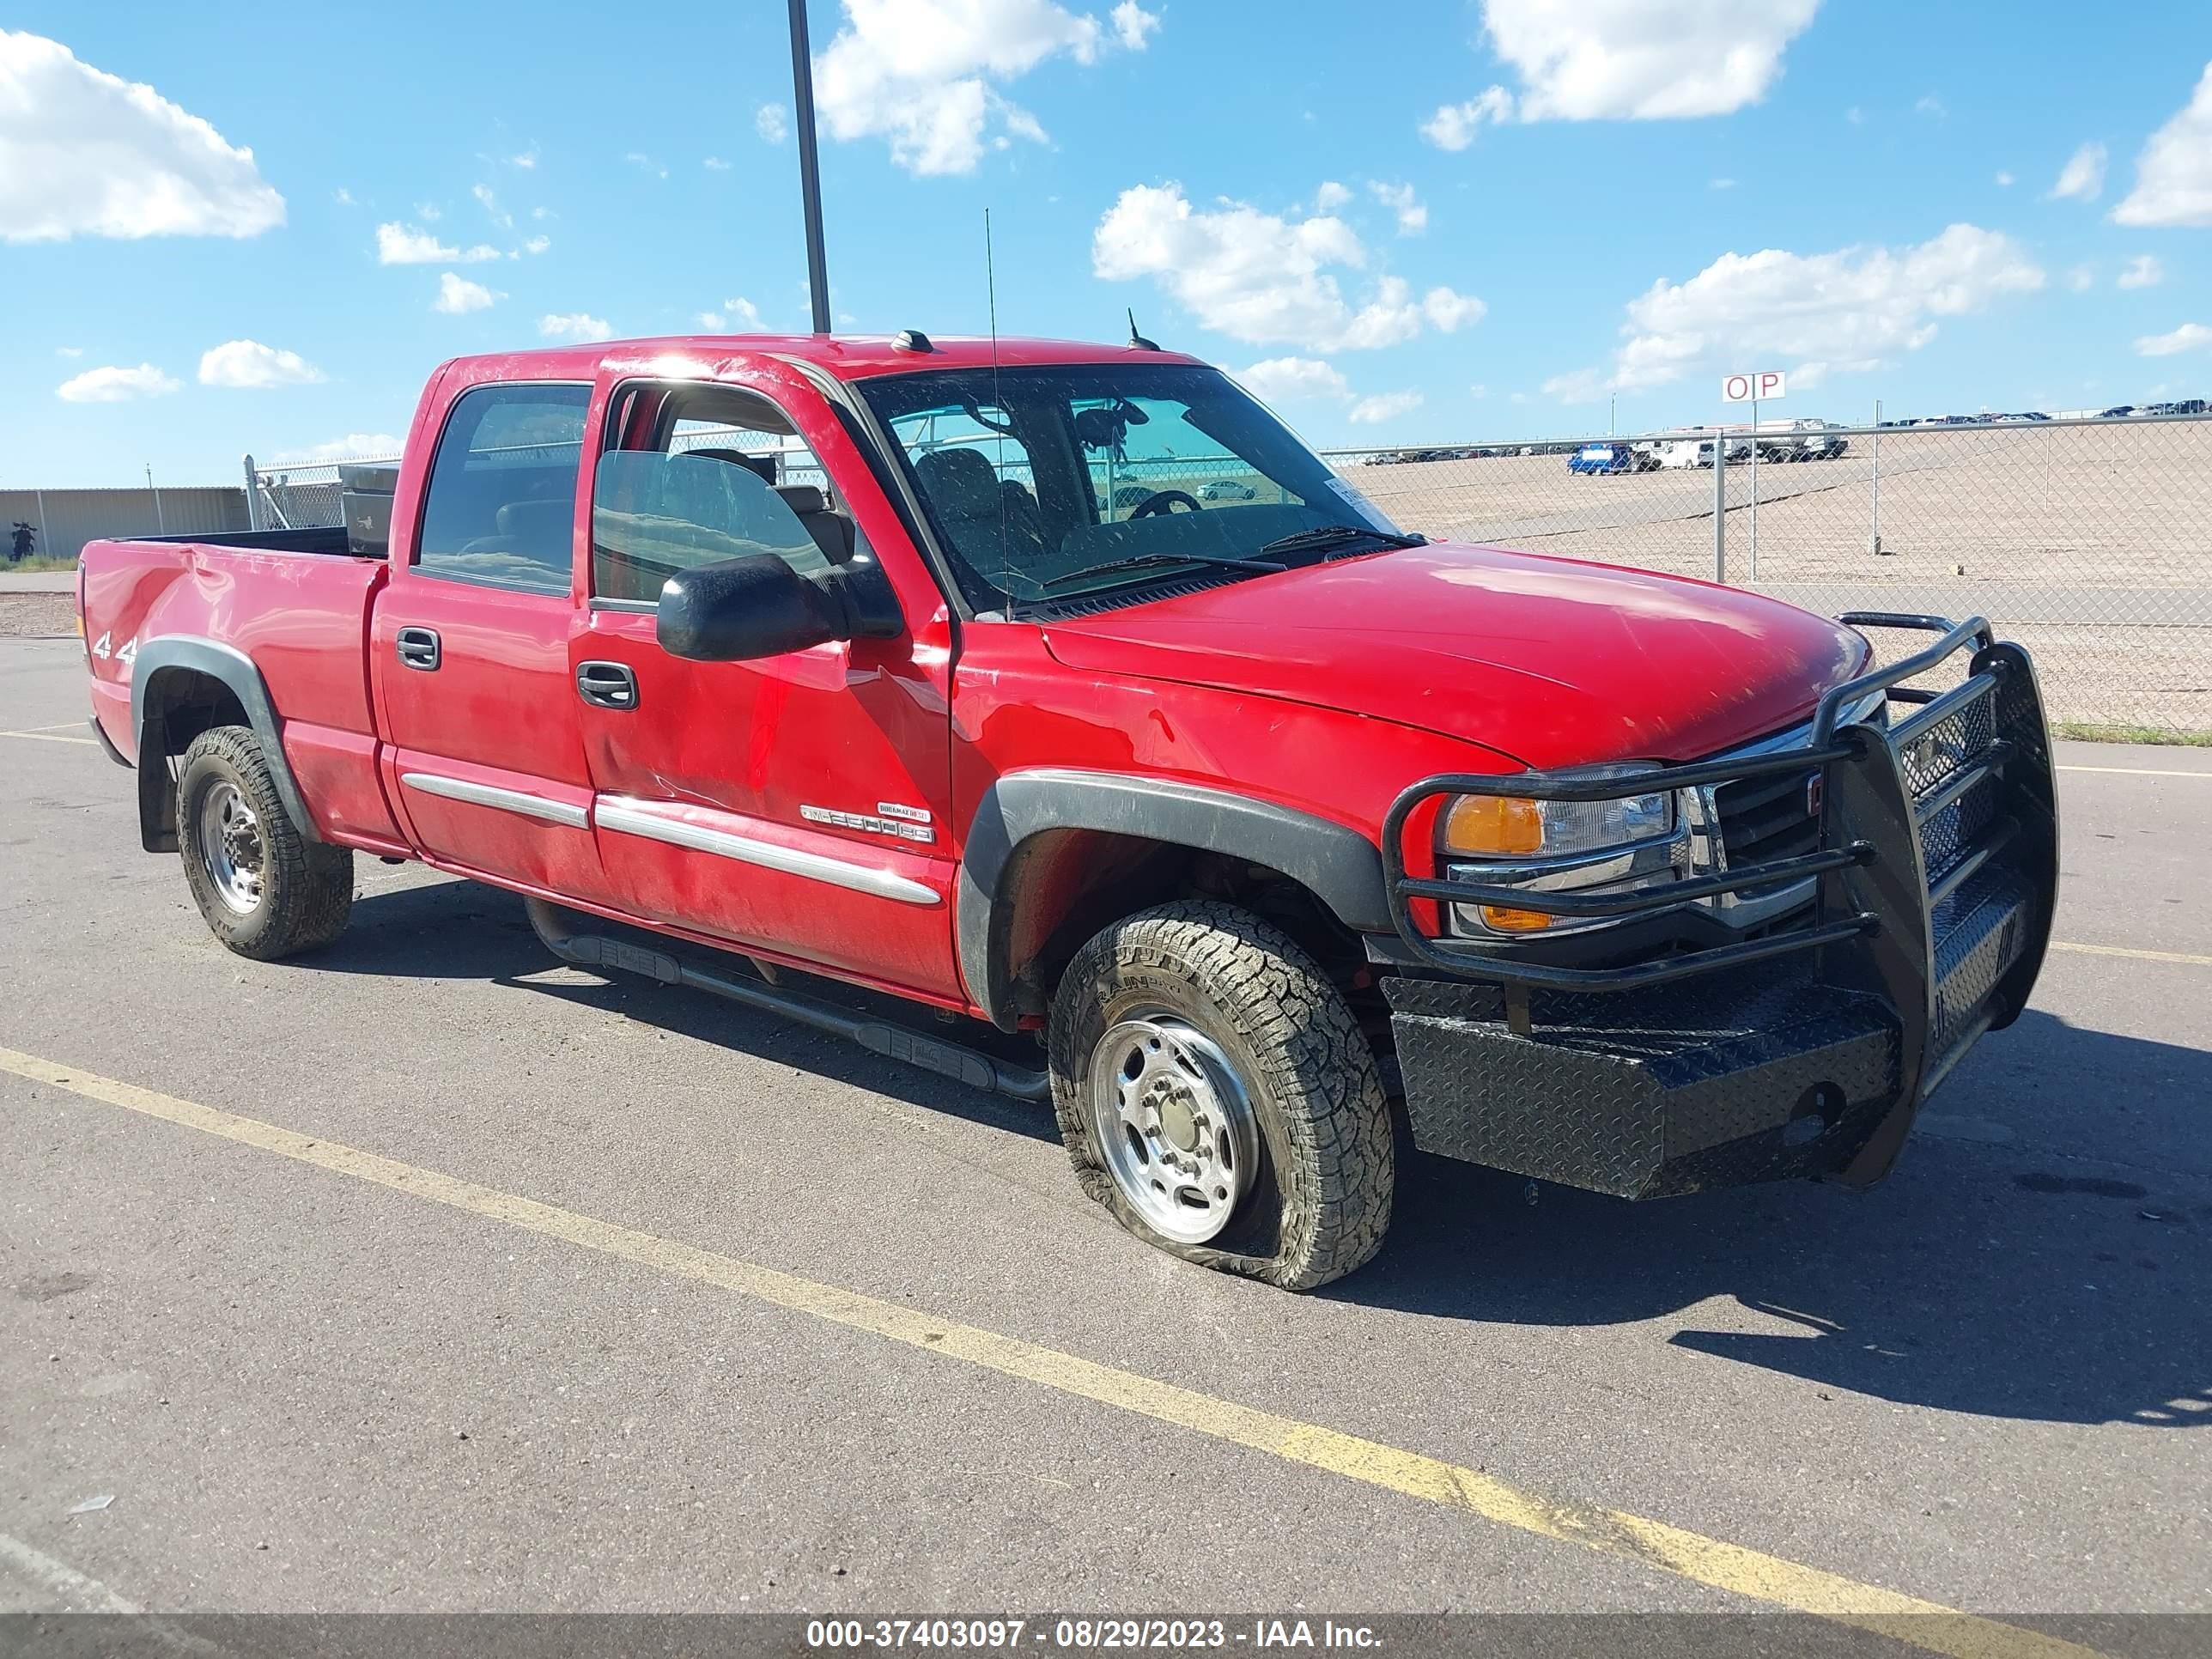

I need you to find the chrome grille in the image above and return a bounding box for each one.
[1713,768,1821,870]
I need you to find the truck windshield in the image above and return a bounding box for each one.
[855,363,1405,609]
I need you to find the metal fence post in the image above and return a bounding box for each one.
[1869,400,1884,556]
[242,453,261,533]
[1747,398,1759,582]
[1712,435,1727,582]
[33,489,51,564]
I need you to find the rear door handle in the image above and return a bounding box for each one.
[395,626,441,671]
[576,660,639,710]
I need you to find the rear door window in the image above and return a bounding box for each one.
[416,384,590,592]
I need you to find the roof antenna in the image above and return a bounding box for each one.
[1127,307,1160,351]
[987,207,1013,614]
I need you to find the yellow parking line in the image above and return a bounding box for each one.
[0,1043,2106,1659]
[2056,764,2212,779]
[0,729,95,745]
[2049,939,2212,969]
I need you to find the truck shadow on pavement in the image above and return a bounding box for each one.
[327,879,2203,1430]
[1350,1006,2211,1429]
[323,878,1059,1147]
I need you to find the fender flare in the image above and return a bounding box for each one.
[957,768,1390,1029]
[130,636,319,847]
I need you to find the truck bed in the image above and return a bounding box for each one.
[137,525,357,556]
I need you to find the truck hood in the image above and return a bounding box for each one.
[1040,541,1869,769]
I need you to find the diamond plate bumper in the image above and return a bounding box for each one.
[1379,617,2059,1200]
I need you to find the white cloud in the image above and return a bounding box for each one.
[1236,357,1351,403]
[1469,383,1488,398]
[57,362,179,402]
[1348,389,1423,425]
[1368,179,1426,234]
[623,151,669,179]
[1559,223,2043,395]
[1091,183,1480,351]
[696,311,726,330]
[1915,94,1946,118]
[1710,177,1737,190]
[416,201,441,222]
[198,339,325,388]
[0,29,285,242]
[334,186,356,205]
[1314,179,1352,211]
[520,234,550,255]
[2067,264,2094,292]
[1421,287,1486,330]
[1109,1,1159,50]
[2049,141,2107,203]
[2118,254,2166,290]
[377,222,500,264]
[56,345,82,357]
[2113,62,2212,228]
[1845,105,1865,125]
[1420,87,1512,150]
[2136,322,2212,357]
[540,312,614,342]
[509,146,538,170]
[435,272,501,313]
[757,102,788,143]
[815,0,1155,176]
[724,296,764,329]
[1995,170,2014,187]
[1427,0,1819,136]
[703,155,732,171]
[471,183,512,228]
[1540,368,1608,404]
[272,433,404,464]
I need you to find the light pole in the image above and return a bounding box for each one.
[787,0,832,334]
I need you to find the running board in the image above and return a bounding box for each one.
[524,898,1051,1103]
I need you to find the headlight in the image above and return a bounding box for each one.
[1437,774,1682,937]
[1440,790,1673,859]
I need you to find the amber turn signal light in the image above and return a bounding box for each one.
[1440,795,1544,857]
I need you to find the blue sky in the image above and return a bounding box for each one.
[4,0,2210,486]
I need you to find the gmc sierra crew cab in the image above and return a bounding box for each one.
[77,332,2059,1290]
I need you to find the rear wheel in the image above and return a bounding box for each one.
[1048,901,1393,1291]
[176,726,353,959]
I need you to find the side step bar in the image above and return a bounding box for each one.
[523,898,1052,1103]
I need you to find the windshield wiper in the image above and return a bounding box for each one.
[1255,525,1426,558]
[1035,552,1288,593]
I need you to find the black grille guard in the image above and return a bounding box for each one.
[1382,613,2060,1101]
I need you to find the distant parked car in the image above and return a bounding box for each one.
[2100,405,2135,419]
[1199,479,1258,502]
[2173,398,2208,416]
[1567,442,1654,476]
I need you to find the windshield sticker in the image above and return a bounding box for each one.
[1325,476,1385,521]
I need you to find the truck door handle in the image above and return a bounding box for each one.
[576,660,639,710]
[395,626,441,671]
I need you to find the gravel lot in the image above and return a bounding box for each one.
[1346,422,2212,732]
[1,634,2208,1648]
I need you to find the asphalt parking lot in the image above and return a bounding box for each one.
[3,633,2208,1648]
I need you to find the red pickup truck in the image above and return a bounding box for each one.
[78,332,2058,1290]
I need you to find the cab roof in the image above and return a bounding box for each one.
[445,333,1208,386]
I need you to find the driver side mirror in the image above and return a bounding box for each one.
[657,555,848,662]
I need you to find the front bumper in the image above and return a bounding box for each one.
[1377,615,2058,1200]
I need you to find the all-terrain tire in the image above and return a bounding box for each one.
[1048,900,1393,1291]
[176,726,353,960]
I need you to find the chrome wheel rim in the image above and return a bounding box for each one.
[1087,1010,1260,1245]
[198,779,264,915]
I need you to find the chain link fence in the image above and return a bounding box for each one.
[1321,412,2212,738]
[246,410,2212,738]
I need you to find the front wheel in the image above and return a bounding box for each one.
[176,726,354,959]
[1048,901,1394,1291]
